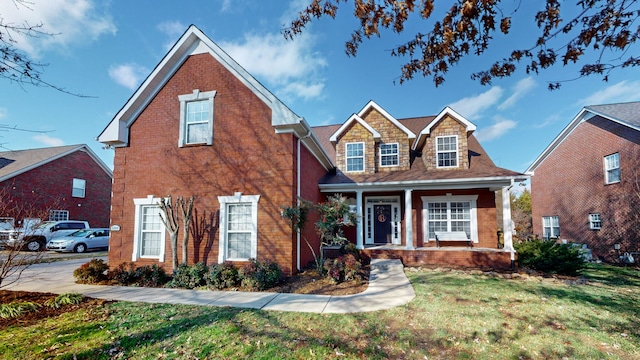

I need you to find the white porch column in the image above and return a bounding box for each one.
[405,189,414,249]
[502,186,514,252]
[356,190,364,250]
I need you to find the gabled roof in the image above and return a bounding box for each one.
[329,100,416,143]
[329,114,381,143]
[413,106,477,150]
[0,144,112,183]
[97,24,333,169]
[526,101,640,174]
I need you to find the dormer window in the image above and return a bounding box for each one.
[380,143,399,167]
[346,142,364,172]
[436,135,458,168]
[178,90,217,147]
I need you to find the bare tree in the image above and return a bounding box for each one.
[284,0,640,89]
[0,184,51,289]
[1,0,91,96]
[178,195,195,265]
[158,196,180,271]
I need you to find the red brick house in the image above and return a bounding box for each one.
[0,144,112,228]
[98,25,526,275]
[526,102,640,262]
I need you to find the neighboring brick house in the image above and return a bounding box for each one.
[0,144,112,228]
[98,25,526,274]
[526,102,640,262]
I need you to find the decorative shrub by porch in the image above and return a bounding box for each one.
[515,238,585,275]
[206,262,240,290]
[324,254,362,283]
[73,259,109,284]
[238,259,282,291]
[166,262,209,289]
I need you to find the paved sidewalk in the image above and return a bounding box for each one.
[4,258,415,313]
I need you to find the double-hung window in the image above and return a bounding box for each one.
[345,142,364,172]
[380,143,399,167]
[604,153,620,184]
[436,135,458,168]
[589,213,602,230]
[132,196,166,261]
[542,216,560,239]
[178,90,216,147]
[218,193,260,263]
[72,178,86,198]
[422,195,478,242]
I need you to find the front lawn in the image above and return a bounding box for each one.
[1,263,638,359]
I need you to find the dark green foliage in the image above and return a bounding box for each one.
[238,259,282,291]
[135,264,169,287]
[324,254,362,283]
[73,259,109,284]
[207,262,240,290]
[109,262,169,287]
[166,263,209,289]
[515,239,586,275]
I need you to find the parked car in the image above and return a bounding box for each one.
[5,220,90,251]
[46,228,109,253]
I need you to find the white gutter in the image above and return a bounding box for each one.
[318,175,528,192]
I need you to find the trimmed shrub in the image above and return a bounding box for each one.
[515,238,586,275]
[207,262,240,290]
[73,259,109,284]
[239,259,282,291]
[110,262,138,285]
[324,257,345,283]
[135,264,169,287]
[166,263,208,289]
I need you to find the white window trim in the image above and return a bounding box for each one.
[421,195,478,243]
[345,142,365,172]
[542,215,560,239]
[436,135,459,168]
[178,89,217,147]
[132,195,166,262]
[365,196,401,245]
[604,153,620,184]
[72,178,86,198]
[379,142,399,167]
[589,213,602,230]
[218,192,260,263]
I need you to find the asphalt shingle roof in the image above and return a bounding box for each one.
[586,101,640,128]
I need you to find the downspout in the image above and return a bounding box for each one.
[297,130,312,271]
[504,179,516,269]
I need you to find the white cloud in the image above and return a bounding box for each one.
[157,21,186,51]
[220,32,327,101]
[33,134,64,147]
[498,77,536,110]
[2,0,116,58]
[577,81,640,106]
[448,87,504,120]
[474,116,517,142]
[108,63,149,90]
[0,107,7,119]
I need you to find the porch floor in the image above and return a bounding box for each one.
[361,245,515,269]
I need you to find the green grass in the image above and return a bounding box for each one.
[1,263,638,359]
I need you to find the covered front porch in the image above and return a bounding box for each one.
[320,178,521,269]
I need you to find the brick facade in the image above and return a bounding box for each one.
[0,149,112,227]
[531,115,640,261]
[108,53,304,275]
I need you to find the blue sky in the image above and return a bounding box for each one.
[2,0,639,189]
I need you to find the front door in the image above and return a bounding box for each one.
[374,205,392,244]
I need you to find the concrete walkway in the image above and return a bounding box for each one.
[4,258,415,313]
